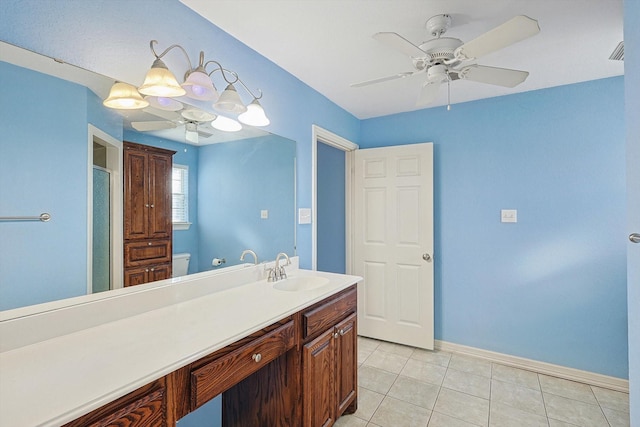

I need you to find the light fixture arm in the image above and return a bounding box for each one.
[234,78,263,101]
[204,60,239,84]
[149,40,194,70]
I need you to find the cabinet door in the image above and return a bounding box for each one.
[148,153,172,239]
[62,379,172,427]
[150,263,171,282]
[303,328,336,427]
[124,267,149,287]
[335,313,357,416]
[124,149,150,240]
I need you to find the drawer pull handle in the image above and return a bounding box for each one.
[252,353,262,363]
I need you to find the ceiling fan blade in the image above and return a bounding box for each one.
[456,15,540,60]
[131,121,177,132]
[373,32,428,58]
[142,107,181,121]
[417,81,442,106]
[459,65,529,87]
[351,71,417,88]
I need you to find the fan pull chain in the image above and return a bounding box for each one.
[447,75,451,111]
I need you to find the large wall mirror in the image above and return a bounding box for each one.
[0,41,296,312]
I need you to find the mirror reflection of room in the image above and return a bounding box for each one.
[0,43,296,311]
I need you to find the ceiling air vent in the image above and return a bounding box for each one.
[609,41,624,61]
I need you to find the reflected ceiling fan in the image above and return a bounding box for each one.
[351,14,540,106]
[131,107,217,144]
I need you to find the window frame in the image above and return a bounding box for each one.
[172,164,191,230]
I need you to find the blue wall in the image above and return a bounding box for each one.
[197,135,296,271]
[361,77,628,378]
[317,142,346,273]
[0,62,121,310]
[624,0,640,422]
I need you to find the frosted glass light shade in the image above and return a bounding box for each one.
[139,58,186,97]
[182,70,218,101]
[212,115,242,132]
[238,99,270,126]
[145,96,183,111]
[103,82,149,109]
[214,84,247,114]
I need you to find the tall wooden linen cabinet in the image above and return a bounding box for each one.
[123,141,176,286]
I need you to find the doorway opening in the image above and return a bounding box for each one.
[311,125,358,272]
[87,125,123,293]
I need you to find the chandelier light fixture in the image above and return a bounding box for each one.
[103,40,270,130]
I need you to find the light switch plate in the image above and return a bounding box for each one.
[260,210,268,219]
[501,209,517,223]
[298,208,311,224]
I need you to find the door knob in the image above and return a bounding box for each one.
[422,253,432,262]
[252,353,262,363]
[630,233,640,244]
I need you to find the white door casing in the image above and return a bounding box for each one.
[353,143,434,349]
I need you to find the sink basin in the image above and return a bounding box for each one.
[272,276,330,292]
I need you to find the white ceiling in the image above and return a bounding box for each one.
[181,0,624,119]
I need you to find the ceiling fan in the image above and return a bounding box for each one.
[351,14,540,106]
[131,106,217,144]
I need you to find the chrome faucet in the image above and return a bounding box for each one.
[240,249,258,265]
[268,252,291,282]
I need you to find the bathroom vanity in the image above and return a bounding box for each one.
[0,261,360,427]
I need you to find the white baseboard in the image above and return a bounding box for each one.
[435,340,629,393]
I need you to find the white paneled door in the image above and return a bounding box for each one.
[353,143,434,349]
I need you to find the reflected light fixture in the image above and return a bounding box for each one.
[103,40,271,131]
[145,95,183,111]
[212,115,242,132]
[103,82,149,109]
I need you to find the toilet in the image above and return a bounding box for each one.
[172,253,191,277]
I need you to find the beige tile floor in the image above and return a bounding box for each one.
[335,337,630,427]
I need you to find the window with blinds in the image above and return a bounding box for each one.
[172,164,189,227]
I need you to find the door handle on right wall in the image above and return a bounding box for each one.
[630,233,640,244]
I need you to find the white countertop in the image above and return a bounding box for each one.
[0,265,361,427]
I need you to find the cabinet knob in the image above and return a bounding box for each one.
[339,329,346,336]
[252,353,262,363]
[145,204,149,207]
[150,268,155,272]
[148,242,152,246]
[150,204,154,208]
[333,332,339,339]
[145,268,149,272]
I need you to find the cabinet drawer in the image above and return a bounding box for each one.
[190,320,295,410]
[125,239,171,267]
[303,287,357,339]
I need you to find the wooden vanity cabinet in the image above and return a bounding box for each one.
[62,377,174,427]
[123,142,175,287]
[302,286,358,427]
[62,284,358,427]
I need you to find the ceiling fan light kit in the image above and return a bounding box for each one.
[103,40,270,141]
[352,14,540,109]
